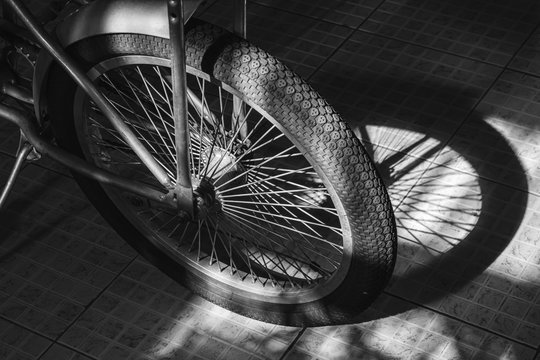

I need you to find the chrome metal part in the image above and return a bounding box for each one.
[33,0,202,124]
[0,53,32,104]
[0,141,33,209]
[0,103,176,207]
[168,0,194,217]
[55,0,202,47]
[4,0,174,189]
[233,0,246,38]
[232,0,247,139]
[1,82,33,104]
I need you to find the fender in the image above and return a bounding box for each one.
[33,0,203,121]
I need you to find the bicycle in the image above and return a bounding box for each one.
[0,0,397,326]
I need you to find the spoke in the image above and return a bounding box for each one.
[99,73,175,176]
[236,181,339,230]
[101,72,171,124]
[243,152,305,163]
[89,129,175,166]
[216,144,298,192]
[224,203,341,235]
[136,66,177,161]
[204,220,221,268]
[225,210,331,281]
[221,187,328,198]
[222,184,342,236]
[196,77,208,175]
[223,207,316,259]
[87,62,350,289]
[218,161,310,194]
[117,69,176,167]
[223,199,338,212]
[245,171,341,232]
[245,169,327,199]
[205,217,239,274]
[245,180,337,274]
[210,117,284,183]
[222,204,343,250]
[223,211,317,283]
[201,106,256,181]
[217,86,229,147]
[154,66,174,116]
[195,76,225,146]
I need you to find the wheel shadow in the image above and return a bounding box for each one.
[361,103,529,298]
[315,72,536,357]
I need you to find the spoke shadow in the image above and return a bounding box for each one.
[350,79,529,310]
[315,73,536,357]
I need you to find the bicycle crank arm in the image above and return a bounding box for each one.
[0,104,177,208]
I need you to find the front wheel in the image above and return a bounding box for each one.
[46,21,397,326]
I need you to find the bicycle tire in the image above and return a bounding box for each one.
[45,20,397,326]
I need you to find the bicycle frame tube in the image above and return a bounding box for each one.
[3,0,175,190]
[0,0,249,214]
[232,0,247,139]
[234,0,247,37]
[168,0,194,217]
[0,103,176,207]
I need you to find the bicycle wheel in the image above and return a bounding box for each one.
[46,20,396,326]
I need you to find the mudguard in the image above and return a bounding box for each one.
[33,0,203,121]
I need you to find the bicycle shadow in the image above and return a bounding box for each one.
[356,98,528,292]
[0,165,93,260]
[305,69,535,356]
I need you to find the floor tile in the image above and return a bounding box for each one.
[251,0,383,28]
[197,2,354,78]
[388,157,540,346]
[510,27,540,77]
[285,294,536,360]
[1,0,540,359]
[446,70,540,194]
[0,318,52,359]
[40,343,95,360]
[59,258,300,360]
[0,164,136,339]
[359,0,540,65]
[309,30,501,150]
[0,122,19,156]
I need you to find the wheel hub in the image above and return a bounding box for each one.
[195,147,247,219]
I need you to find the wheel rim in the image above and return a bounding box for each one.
[74,56,351,302]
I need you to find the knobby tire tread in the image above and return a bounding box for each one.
[46,20,397,326]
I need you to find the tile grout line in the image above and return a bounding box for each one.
[2,2,539,358]
[382,19,540,209]
[251,1,361,32]
[379,21,540,356]
[305,0,389,82]
[278,327,306,360]
[36,336,99,360]
[36,255,141,360]
[247,0,540,77]
[0,310,99,360]
[288,0,535,211]
[371,138,540,198]
[350,3,540,357]
[419,19,540,191]
[351,27,532,71]
[384,291,538,352]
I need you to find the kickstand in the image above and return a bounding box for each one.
[0,131,40,209]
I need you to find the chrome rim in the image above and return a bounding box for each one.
[74,56,349,299]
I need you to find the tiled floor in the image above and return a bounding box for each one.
[1,0,540,359]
